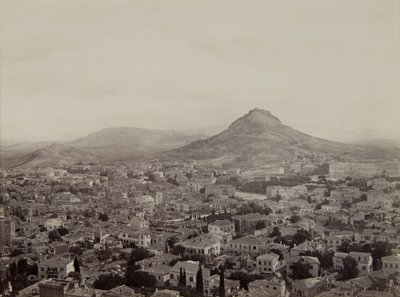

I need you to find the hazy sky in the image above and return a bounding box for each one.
[1,0,399,143]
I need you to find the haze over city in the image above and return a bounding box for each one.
[1,0,399,144]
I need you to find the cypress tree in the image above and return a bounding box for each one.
[182,269,187,287]
[179,267,183,286]
[73,256,80,273]
[219,266,225,297]
[196,262,204,294]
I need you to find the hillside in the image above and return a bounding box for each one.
[0,143,96,168]
[162,108,361,168]
[69,127,204,158]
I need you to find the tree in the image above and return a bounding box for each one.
[179,267,183,287]
[228,272,263,290]
[93,273,124,290]
[74,257,80,273]
[125,247,154,286]
[128,247,154,264]
[289,215,301,224]
[172,244,186,256]
[58,227,69,236]
[9,262,17,280]
[338,240,351,253]
[126,271,156,288]
[340,256,359,280]
[17,258,28,276]
[196,262,204,294]
[48,229,61,241]
[293,229,312,246]
[219,266,225,297]
[269,226,281,238]
[98,213,109,222]
[290,260,312,280]
[182,270,187,287]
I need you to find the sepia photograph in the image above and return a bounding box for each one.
[0,0,399,296]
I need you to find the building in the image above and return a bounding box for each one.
[44,218,63,231]
[178,233,221,256]
[119,231,152,247]
[233,213,270,233]
[266,185,308,200]
[286,256,320,279]
[348,252,373,275]
[292,278,326,297]
[38,257,74,279]
[226,235,263,257]
[333,252,348,271]
[208,220,235,235]
[0,217,14,246]
[169,261,210,289]
[329,162,380,179]
[381,255,400,274]
[39,279,73,297]
[256,252,281,274]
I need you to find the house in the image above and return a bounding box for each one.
[136,253,178,269]
[292,278,327,297]
[226,235,262,257]
[118,231,151,247]
[256,252,281,274]
[348,252,373,275]
[169,261,210,289]
[325,235,343,251]
[204,274,240,297]
[381,255,400,274]
[248,278,288,297]
[332,252,348,271]
[141,264,172,286]
[286,256,320,278]
[44,218,63,231]
[232,213,270,233]
[38,257,74,279]
[178,233,221,256]
[102,284,143,297]
[208,220,235,235]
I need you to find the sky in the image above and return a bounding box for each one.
[1,0,399,143]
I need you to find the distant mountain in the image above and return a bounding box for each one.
[162,108,361,168]
[69,127,205,158]
[0,127,205,168]
[0,143,95,168]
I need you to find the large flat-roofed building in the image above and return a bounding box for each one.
[39,279,72,297]
[329,162,380,179]
[178,233,222,256]
[38,257,74,280]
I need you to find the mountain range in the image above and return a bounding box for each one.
[1,108,396,169]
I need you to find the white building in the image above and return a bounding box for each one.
[44,218,63,231]
[381,255,400,274]
[38,257,74,279]
[256,252,281,274]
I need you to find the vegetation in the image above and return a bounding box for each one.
[93,274,124,290]
[229,272,263,290]
[196,262,204,295]
[339,256,359,280]
[290,260,312,280]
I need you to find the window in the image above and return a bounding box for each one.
[170,274,174,279]
[189,277,194,282]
